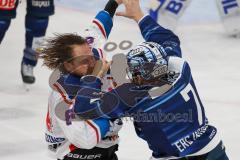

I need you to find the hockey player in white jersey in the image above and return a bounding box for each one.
[41,0,123,159]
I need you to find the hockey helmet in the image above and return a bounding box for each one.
[126,42,168,81]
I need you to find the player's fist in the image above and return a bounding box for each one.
[116,0,144,22]
[92,59,112,79]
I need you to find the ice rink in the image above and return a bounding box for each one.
[0,1,240,160]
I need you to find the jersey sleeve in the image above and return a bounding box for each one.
[51,87,110,149]
[138,15,182,58]
[75,83,150,120]
[51,74,112,149]
[85,10,113,48]
[56,114,110,149]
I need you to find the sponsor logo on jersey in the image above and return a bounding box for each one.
[32,0,50,8]
[67,153,102,159]
[0,0,16,10]
[209,128,217,139]
[45,133,65,143]
[174,125,209,152]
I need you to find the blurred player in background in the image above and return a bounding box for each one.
[149,0,240,37]
[0,0,54,84]
[216,0,240,37]
[40,0,123,160]
[148,0,192,30]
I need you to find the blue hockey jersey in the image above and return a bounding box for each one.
[118,57,220,158]
[75,57,220,158]
[60,14,220,158]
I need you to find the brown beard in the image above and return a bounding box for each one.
[132,75,168,86]
[86,65,95,75]
[85,57,97,75]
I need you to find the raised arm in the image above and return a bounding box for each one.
[138,16,182,57]
[85,0,122,48]
[116,0,182,57]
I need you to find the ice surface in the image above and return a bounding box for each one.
[0,1,239,160]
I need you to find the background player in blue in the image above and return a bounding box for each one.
[0,0,54,84]
[71,0,229,159]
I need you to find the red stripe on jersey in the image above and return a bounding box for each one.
[93,20,106,38]
[96,49,102,59]
[69,144,77,152]
[86,120,100,143]
[53,83,73,105]
[98,48,104,59]
[46,105,52,132]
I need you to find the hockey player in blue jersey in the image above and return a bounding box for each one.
[0,0,54,84]
[70,0,229,159]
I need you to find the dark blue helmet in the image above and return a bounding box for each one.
[126,42,168,81]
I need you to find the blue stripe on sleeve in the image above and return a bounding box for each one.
[95,10,113,38]
[92,118,110,137]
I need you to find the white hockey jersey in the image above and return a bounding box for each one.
[45,10,119,159]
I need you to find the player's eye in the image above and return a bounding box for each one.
[72,55,94,65]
